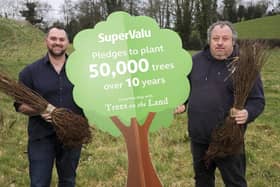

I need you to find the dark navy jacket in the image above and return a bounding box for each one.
[187,46,265,144]
[15,54,83,141]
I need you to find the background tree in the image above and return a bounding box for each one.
[76,0,106,29]
[60,0,79,42]
[19,1,42,25]
[237,4,246,21]
[105,0,124,13]
[244,1,268,20]
[223,0,238,22]
[125,0,141,15]
[245,4,254,19]
[195,0,218,46]
[61,0,76,26]
[144,0,166,27]
[36,1,52,29]
[175,0,195,49]
[164,0,171,28]
[211,0,219,21]
[252,1,268,18]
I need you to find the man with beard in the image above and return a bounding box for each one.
[14,26,83,187]
[175,21,265,186]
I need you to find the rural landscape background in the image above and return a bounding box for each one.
[0,3,280,187]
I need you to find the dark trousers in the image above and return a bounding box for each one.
[191,141,247,187]
[28,135,81,187]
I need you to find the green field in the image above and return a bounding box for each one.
[0,17,280,186]
[234,15,280,39]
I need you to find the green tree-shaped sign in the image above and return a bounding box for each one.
[66,11,192,187]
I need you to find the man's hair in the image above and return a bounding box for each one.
[46,26,69,40]
[207,21,237,44]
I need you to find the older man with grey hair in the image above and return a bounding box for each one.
[175,21,265,187]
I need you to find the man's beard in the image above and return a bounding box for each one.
[48,47,66,57]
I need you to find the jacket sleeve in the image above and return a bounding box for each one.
[244,74,265,123]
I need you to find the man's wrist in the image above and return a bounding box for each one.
[44,104,56,114]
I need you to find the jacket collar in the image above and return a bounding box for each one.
[42,53,68,65]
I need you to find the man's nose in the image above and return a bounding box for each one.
[55,40,62,45]
[217,38,223,45]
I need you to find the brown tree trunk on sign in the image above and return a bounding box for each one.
[111,112,162,187]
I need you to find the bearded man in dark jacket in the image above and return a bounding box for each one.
[175,21,265,187]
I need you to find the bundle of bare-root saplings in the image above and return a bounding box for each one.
[0,73,92,147]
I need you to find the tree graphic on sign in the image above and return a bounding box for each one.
[66,12,192,187]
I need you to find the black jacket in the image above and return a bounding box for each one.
[187,45,265,144]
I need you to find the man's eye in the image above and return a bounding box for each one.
[223,37,230,41]
[212,37,219,41]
